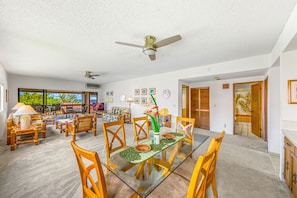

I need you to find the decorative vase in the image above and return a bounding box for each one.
[153,131,160,145]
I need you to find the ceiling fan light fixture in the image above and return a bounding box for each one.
[143,48,156,55]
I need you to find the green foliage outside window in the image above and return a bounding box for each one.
[20,91,82,105]
[20,92,43,105]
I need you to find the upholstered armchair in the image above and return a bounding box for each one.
[102,106,130,123]
[65,115,97,141]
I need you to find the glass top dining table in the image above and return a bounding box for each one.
[102,132,209,198]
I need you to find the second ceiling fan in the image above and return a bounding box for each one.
[115,35,182,61]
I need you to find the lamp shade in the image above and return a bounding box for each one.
[14,105,37,116]
[12,102,25,110]
[127,97,134,103]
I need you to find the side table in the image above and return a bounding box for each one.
[11,127,39,151]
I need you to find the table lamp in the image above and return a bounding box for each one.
[9,102,25,126]
[14,105,38,129]
[12,102,25,111]
[127,97,134,124]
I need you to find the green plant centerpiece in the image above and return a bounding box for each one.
[145,94,161,144]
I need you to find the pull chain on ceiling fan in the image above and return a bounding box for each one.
[115,34,182,61]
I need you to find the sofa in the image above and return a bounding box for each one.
[102,106,130,123]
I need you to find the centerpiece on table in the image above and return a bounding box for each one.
[144,94,161,144]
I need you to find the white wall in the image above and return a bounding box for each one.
[101,73,180,125]
[279,50,297,180]
[280,50,297,121]
[0,64,8,141]
[267,66,281,154]
[190,76,264,134]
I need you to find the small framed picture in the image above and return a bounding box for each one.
[148,96,153,104]
[134,97,140,104]
[141,97,147,104]
[141,88,147,95]
[119,94,126,102]
[6,89,9,102]
[288,80,297,104]
[106,91,109,96]
[149,88,156,95]
[110,91,113,96]
[134,89,140,95]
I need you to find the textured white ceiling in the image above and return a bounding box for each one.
[0,0,296,84]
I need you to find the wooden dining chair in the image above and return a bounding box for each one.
[132,116,150,145]
[132,116,152,178]
[205,130,225,198]
[176,116,196,147]
[102,120,135,171]
[167,116,196,159]
[173,130,225,198]
[187,147,216,198]
[71,141,140,198]
[150,145,217,197]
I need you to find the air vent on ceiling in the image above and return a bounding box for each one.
[86,83,100,89]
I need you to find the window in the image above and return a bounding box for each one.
[19,88,44,105]
[18,88,97,114]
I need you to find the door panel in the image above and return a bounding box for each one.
[191,88,199,128]
[251,83,262,138]
[182,85,189,118]
[199,111,210,129]
[191,87,210,129]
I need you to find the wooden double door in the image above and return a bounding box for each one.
[191,87,210,130]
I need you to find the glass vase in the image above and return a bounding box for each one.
[153,131,160,145]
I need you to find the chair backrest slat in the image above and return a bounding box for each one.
[71,141,108,198]
[132,116,150,144]
[102,120,127,165]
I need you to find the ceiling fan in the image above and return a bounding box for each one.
[115,34,182,61]
[85,71,99,79]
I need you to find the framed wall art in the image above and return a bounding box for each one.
[5,89,8,102]
[148,88,156,95]
[134,89,140,95]
[134,97,140,104]
[141,97,147,104]
[141,88,147,95]
[288,79,297,104]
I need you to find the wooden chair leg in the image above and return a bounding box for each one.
[72,133,76,142]
[10,132,16,151]
[211,175,218,198]
[34,130,39,145]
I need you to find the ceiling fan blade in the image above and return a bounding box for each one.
[149,54,156,61]
[92,74,100,77]
[115,41,143,48]
[155,35,182,48]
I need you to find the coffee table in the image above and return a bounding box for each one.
[56,119,72,134]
